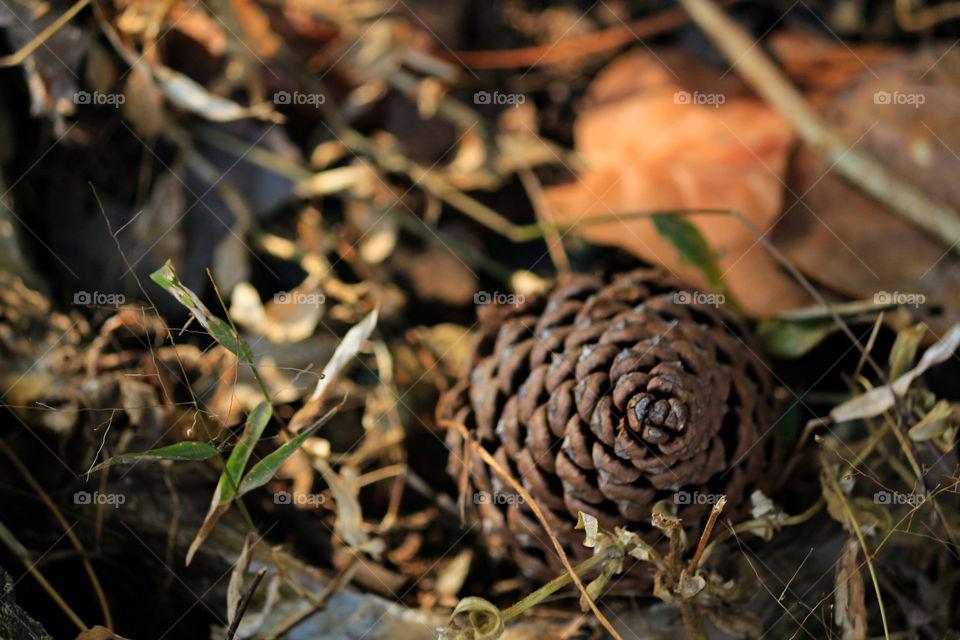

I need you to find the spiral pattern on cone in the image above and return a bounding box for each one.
[439,270,780,586]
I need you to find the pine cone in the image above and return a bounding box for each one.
[439,269,780,588]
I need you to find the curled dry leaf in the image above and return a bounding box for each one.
[834,537,867,640]
[226,533,257,624]
[230,281,326,344]
[575,511,600,548]
[543,49,809,317]
[440,596,504,640]
[316,460,369,550]
[830,323,960,423]
[309,309,378,403]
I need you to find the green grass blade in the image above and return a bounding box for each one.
[89,441,218,473]
[238,404,341,496]
[150,261,253,360]
[652,214,725,289]
[219,402,272,503]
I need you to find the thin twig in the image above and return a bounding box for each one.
[225,568,267,640]
[851,313,885,385]
[0,0,92,66]
[267,553,363,639]
[687,495,726,574]
[519,168,570,273]
[699,497,825,565]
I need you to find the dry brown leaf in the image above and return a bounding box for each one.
[278,448,315,506]
[122,65,167,139]
[543,49,809,317]
[392,244,477,306]
[75,626,131,640]
[834,537,866,640]
[773,47,960,333]
[311,309,379,402]
[331,545,407,597]
[317,461,368,549]
[186,482,231,566]
[770,31,896,104]
[117,378,164,430]
[170,5,227,56]
[229,281,326,344]
[153,63,278,122]
[84,39,119,96]
[231,0,281,58]
[434,549,473,601]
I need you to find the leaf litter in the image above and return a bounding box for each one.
[0,1,959,640]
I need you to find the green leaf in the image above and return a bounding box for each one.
[219,401,272,503]
[755,318,838,359]
[150,261,252,360]
[652,214,724,289]
[89,441,218,473]
[238,404,341,496]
